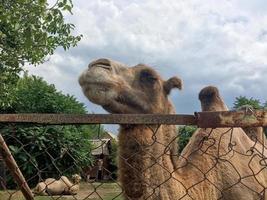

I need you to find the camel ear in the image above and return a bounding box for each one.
[163,77,183,95]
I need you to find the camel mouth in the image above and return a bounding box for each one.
[79,76,119,107]
[79,79,112,94]
[78,68,115,91]
[83,81,113,89]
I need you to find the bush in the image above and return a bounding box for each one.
[0,75,104,187]
[178,126,197,153]
[2,125,94,187]
[109,140,118,179]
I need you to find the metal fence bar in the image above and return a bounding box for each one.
[0,111,267,200]
[0,134,34,200]
[0,111,266,127]
[0,113,196,125]
[197,110,267,128]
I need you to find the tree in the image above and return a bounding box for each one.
[233,96,267,137]
[1,75,104,187]
[0,0,82,110]
[12,74,86,114]
[0,66,19,111]
[233,96,262,110]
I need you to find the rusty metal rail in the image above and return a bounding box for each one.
[0,110,267,200]
[0,110,266,127]
[0,113,196,125]
[197,110,267,128]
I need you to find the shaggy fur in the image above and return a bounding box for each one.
[79,59,267,200]
[182,86,267,199]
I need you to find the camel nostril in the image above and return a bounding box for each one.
[98,64,112,70]
[88,58,112,70]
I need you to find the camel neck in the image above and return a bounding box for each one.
[118,125,179,199]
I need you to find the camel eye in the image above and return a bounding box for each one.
[140,70,157,84]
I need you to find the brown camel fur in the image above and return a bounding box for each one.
[79,59,267,200]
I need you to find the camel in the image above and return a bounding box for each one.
[33,174,81,196]
[79,58,267,200]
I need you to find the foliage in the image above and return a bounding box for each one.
[233,96,262,110]
[233,96,267,136]
[109,140,118,179]
[1,75,104,187]
[2,124,93,188]
[81,124,106,140]
[0,66,20,110]
[178,126,197,153]
[12,74,86,114]
[0,0,81,67]
[0,0,82,110]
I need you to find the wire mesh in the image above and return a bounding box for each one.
[0,111,266,200]
[0,124,122,200]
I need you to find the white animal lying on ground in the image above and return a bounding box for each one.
[33,174,81,196]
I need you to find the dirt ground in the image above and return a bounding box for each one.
[0,182,123,200]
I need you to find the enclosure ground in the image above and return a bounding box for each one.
[0,182,123,200]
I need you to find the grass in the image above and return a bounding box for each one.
[0,182,123,200]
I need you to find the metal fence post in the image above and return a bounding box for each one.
[0,134,34,200]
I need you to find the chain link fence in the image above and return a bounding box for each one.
[0,111,266,200]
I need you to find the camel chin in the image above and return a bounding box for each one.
[82,85,118,106]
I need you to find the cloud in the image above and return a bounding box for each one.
[25,0,267,121]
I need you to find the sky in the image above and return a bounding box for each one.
[25,0,267,132]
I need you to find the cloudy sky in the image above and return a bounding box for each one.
[26,0,267,121]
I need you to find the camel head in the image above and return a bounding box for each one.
[199,86,228,112]
[79,58,182,114]
[71,174,81,184]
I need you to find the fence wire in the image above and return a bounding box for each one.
[0,111,266,200]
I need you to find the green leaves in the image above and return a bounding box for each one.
[0,65,20,112]
[178,126,197,153]
[233,96,263,110]
[1,73,88,114]
[0,0,82,110]
[0,0,85,185]
[0,0,81,66]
